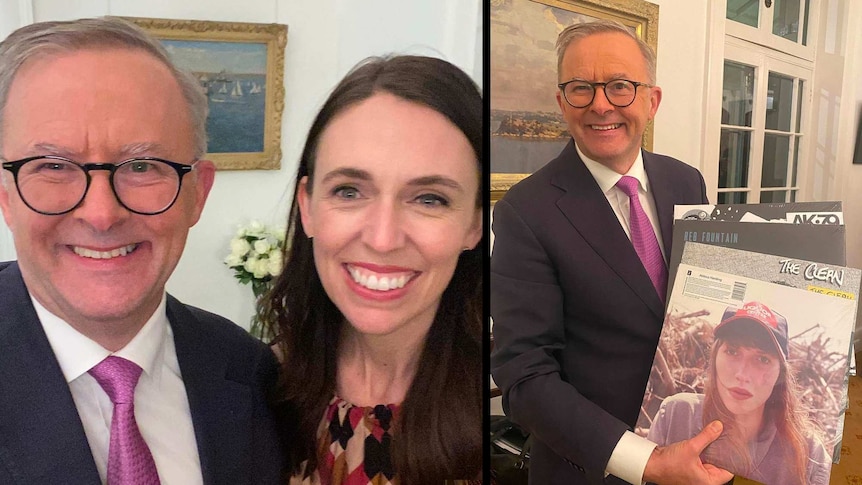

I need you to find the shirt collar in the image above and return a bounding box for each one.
[33,293,169,383]
[576,142,649,196]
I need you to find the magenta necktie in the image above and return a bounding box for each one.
[89,356,161,485]
[616,176,668,301]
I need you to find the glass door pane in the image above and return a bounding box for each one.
[765,73,794,131]
[791,139,800,186]
[718,192,748,204]
[719,61,755,200]
[719,130,751,188]
[722,62,755,126]
[761,134,791,187]
[760,190,787,203]
[727,0,759,27]
[772,0,809,44]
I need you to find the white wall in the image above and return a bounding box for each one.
[835,0,862,268]
[806,0,848,203]
[649,0,711,173]
[832,0,862,342]
[0,0,481,329]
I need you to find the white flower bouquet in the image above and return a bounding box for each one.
[224,220,285,339]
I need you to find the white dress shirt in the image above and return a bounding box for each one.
[577,143,666,261]
[577,143,661,485]
[34,294,204,485]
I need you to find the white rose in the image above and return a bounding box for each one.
[274,227,287,242]
[252,258,269,279]
[247,220,265,236]
[268,252,283,276]
[244,255,259,274]
[224,253,243,267]
[253,239,271,255]
[230,238,251,258]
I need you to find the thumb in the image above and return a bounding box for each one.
[689,420,723,454]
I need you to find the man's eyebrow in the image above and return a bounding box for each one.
[21,142,171,160]
[118,142,171,158]
[26,143,74,158]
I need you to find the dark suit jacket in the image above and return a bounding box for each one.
[490,141,708,485]
[0,261,284,484]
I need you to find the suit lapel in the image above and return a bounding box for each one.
[549,143,664,318]
[0,263,101,484]
[168,297,253,485]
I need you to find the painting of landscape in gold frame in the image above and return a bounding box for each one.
[490,0,659,202]
[126,17,287,170]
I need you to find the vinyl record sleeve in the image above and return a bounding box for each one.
[674,201,843,225]
[667,220,846,300]
[639,243,860,483]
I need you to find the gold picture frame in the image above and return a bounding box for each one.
[125,17,288,170]
[490,0,659,202]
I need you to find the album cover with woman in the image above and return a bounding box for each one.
[638,243,860,485]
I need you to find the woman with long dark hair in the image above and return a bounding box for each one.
[261,55,483,485]
[648,301,831,485]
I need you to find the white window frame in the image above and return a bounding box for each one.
[702,0,818,204]
[718,39,812,203]
[725,0,819,61]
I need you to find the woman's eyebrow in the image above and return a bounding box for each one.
[407,175,464,192]
[320,167,372,183]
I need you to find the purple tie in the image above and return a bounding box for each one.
[616,176,668,301]
[89,356,161,485]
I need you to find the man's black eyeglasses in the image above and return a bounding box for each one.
[1,155,196,215]
[558,78,653,108]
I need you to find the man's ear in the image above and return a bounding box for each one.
[188,159,216,226]
[297,176,314,237]
[648,86,663,121]
[0,175,16,231]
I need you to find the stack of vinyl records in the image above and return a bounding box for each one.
[636,202,859,485]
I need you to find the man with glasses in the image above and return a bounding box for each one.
[491,20,732,484]
[0,17,282,484]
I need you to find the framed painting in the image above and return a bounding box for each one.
[126,17,287,170]
[490,0,659,201]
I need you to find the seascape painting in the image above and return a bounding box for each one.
[491,0,597,174]
[125,17,286,170]
[163,40,268,154]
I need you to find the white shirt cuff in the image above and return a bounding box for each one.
[605,431,657,485]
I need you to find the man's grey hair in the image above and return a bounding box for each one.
[0,16,208,158]
[556,19,657,85]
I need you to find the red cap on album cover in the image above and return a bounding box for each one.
[715,301,790,360]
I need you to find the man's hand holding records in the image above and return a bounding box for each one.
[641,420,733,485]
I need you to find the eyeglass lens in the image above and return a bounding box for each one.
[14,158,182,215]
[563,80,638,108]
